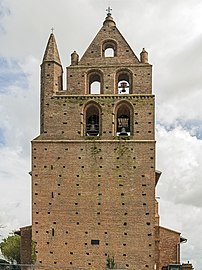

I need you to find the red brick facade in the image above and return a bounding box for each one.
[17,226,32,265]
[159,227,180,268]
[31,13,183,270]
[155,226,181,270]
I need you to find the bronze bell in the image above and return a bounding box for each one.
[88,120,99,136]
[119,82,128,93]
[119,127,128,136]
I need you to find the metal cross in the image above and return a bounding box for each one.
[106,6,112,16]
[51,27,54,33]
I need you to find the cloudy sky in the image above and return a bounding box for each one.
[0,0,202,268]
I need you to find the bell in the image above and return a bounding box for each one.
[119,82,128,93]
[88,120,99,136]
[119,127,128,136]
[89,120,96,131]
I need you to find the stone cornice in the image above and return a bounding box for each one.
[51,94,155,100]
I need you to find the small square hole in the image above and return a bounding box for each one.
[91,239,100,245]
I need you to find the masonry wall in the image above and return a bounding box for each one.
[20,226,32,265]
[32,13,158,270]
[32,139,156,269]
[66,65,152,95]
[38,95,154,141]
[158,227,180,269]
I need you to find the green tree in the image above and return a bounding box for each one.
[0,235,20,264]
[106,255,117,269]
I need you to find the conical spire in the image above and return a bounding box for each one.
[42,33,61,65]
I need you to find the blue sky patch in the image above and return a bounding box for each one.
[0,57,29,92]
[178,119,202,140]
[157,119,202,140]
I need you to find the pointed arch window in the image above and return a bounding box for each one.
[116,102,133,136]
[117,70,132,94]
[88,72,103,94]
[85,103,101,136]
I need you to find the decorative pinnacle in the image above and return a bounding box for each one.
[106,6,112,16]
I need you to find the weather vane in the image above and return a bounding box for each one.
[106,6,112,16]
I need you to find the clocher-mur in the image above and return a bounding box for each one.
[28,10,189,270]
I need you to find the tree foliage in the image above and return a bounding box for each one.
[0,235,20,264]
[106,255,117,269]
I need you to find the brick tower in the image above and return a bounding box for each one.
[32,10,181,270]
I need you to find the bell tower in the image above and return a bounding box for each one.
[32,10,157,270]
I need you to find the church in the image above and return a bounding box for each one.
[27,9,190,270]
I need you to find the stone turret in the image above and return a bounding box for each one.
[140,48,148,63]
[71,51,79,65]
[40,33,63,133]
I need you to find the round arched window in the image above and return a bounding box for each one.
[117,71,132,94]
[85,104,100,136]
[102,40,117,57]
[116,103,133,136]
[88,72,103,94]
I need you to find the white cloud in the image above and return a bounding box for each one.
[0,146,31,238]
[0,0,202,267]
[156,124,202,205]
[0,56,39,156]
[156,125,202,268]
[0,55,39,239]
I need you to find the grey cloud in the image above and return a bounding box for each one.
[0,0,202,267]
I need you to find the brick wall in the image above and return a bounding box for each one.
[32,139,156,269]
[39,95,154,141]
[20,226,32,265]
[158,227,180,269]
[30,12,182,270]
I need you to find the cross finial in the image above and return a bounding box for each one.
[106,6,112,16]
[51,27,54,33]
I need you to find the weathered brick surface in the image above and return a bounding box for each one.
[31,13,181,270]
[39,95,154,141]
[158,227,180,269]
[32,140,155,269]
[20,226,32,264]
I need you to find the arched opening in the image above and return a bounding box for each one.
[102,40,117,57]
[86,104,100,136]
[117,73,130,94]
[116,103,133,136]
[91,81,101,94]
[104,48,115,57]
[89,72,102,94]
